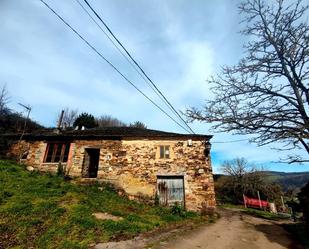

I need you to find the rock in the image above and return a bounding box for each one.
[93,212,123,221]
[95,239,144,249]
[26,166,35,172]
[198,168,205,174]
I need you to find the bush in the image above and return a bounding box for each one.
[171,202,186,217]
[298,182,309,227]
[73,113,98,129]
[154,193,159,206]
[57,162,64,176]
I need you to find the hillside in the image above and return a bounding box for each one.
[0,161,204,249]
[263,171,309,191]
[214,171,309,191]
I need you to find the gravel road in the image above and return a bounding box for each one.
[155,209,302,249]
[95,208,303,249]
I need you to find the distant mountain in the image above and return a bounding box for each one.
[263,171,309,191]
[213,171,309,191]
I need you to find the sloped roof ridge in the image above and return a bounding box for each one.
[2,126,212,139]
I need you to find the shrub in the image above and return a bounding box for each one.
[298,182,309,227]
[57,162,64,176]
[73,113,98,129]
[154,193,159,206]
[171,202,185,217]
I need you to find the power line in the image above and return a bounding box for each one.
[74,0,194,135]
[81,0,195,134]
[211,139,249,144]
[39,0,191,133]
[74,0,193,135]
[74,0,171,116]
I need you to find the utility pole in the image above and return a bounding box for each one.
[281,196,286,211]
[257,191,262,209]
[18,103,31,163]
[243,194,247,208]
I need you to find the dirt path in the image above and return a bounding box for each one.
[154,209,302,249]
[95,208,302,249]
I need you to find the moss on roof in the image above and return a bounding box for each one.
[3,127,212,141]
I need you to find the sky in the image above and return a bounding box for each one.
[1,0,308,173]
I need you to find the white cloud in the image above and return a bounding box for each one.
[1,0,308,172]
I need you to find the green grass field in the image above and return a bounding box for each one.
[0,160,206,249]
[242,208,291,221]
[220,204,291,220]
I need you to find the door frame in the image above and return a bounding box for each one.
[82,148,100,178]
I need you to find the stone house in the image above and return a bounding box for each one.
[7,127,216,211]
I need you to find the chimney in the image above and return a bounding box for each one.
[57,110,65,129]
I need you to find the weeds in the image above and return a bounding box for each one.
[242,208,291,221]
[0,160,206,248]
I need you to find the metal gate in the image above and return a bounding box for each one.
[157,176,184,206]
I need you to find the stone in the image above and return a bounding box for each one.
[8,137,216,212]
[93,212,123,221]
[198,168,205,174]
[26,166,35,172]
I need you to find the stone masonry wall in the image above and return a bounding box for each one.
[10,138,216,211]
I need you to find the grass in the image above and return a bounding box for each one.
[0,160,208,249]
[220,203,244,209]
[219,203,291,221]
[242,208,291,221]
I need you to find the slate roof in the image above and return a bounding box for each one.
[3,127,212,141]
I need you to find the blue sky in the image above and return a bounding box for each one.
[1,0,308,173]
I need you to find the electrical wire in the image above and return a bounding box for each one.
[81,0,195,134]
[39,0,192,133]
[74,0,175,122]
[211,139,249,144]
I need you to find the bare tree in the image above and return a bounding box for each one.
[96,115,127,127]
[56,107,79,128]
[216,158,282,204]
[221,158,264,190]
[129,121,147,129]
[221,157,252,178]
[186,0,309,163]
[0,85,9,114]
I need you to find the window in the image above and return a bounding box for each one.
[44,143,70,163]
[21,151,28,160]
[159,145,170,159]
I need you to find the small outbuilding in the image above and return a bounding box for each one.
[7,127,216,211]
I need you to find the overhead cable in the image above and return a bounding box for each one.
[74,0,171,116]
[39,0,191,133]
[212,139,249,144]
[81,0,195,134]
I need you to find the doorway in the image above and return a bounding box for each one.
[82,148,100,178]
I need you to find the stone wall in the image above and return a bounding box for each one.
[9,138,216,211]
[8,140,46,168]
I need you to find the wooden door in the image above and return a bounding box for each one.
[157,176,184,206]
